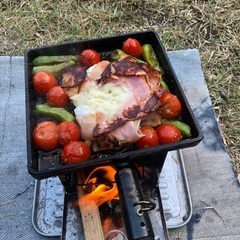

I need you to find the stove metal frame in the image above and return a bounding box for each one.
[32,150,192,239]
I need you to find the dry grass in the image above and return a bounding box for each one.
[1,0,239,174]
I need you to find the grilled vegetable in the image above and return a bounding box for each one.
[142,44,163,73]
[35,104,75,122]
[122,38,142,58]
[162,120,192,137]
[33,71,58,96]
[79,49,101,67]
[46,86,69,108]
[33,55,79,66]
[58,121,81,146]
[111,49,131,61]
[33,121,59,151]
[156,123,182,144]
[158,91,182,120]
[32,60,76,77]
[61,141,91,165]
[136,126,159,149]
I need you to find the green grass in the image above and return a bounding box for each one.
[1,0,239,174]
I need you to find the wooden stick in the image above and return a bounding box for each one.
[77,171,104,240]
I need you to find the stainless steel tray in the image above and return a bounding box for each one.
[159,150,192,228]
[32,150,192,237]
[32,176,64,236]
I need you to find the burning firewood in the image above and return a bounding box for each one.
[77,171,104,240]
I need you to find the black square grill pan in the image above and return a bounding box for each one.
[25,30,202,180]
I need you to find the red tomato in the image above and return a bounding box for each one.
[33,71,58,96]
[156,124,181,145]
[61,141,91,165]
[33,121,59,151]
[136,126,159,149]
[158,92,182,119]
[79,49,101,67]
[46,86,69,108]
[122,38,142,58]
[58,121,81,146]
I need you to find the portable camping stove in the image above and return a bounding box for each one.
[32,150,192,240]
[26,30,202,240]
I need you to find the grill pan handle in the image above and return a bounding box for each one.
[115,167,155,240]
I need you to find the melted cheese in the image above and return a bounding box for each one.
[71,82,131,120]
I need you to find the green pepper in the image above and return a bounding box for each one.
[163,120,192,138]
[111,49,128,61]
[35,104,75,122]
[32,60,75,77]
[32,55,79,66]
[142,44,163,73]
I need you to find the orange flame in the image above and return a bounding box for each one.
[79,166,119,207]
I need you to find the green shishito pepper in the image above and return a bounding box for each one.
[163,120,192,138]
[33,55,79,66]
[142,44,169,91]
[32,60,75,77]
[142,44,163,74]
[35,104,75,122]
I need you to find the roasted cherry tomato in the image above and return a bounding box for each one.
[122,38,142,58]
[61,141,91,165]
[79,49,101,67]
[156,124,181,145]
[46,86,69,108]
[158,91,181,119]
[32,71,58,96]
[58,121,81,146]
[33,121,59,151]
[136,126,159,149]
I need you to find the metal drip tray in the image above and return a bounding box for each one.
[32,175,64,236]
[32,150,192,238]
